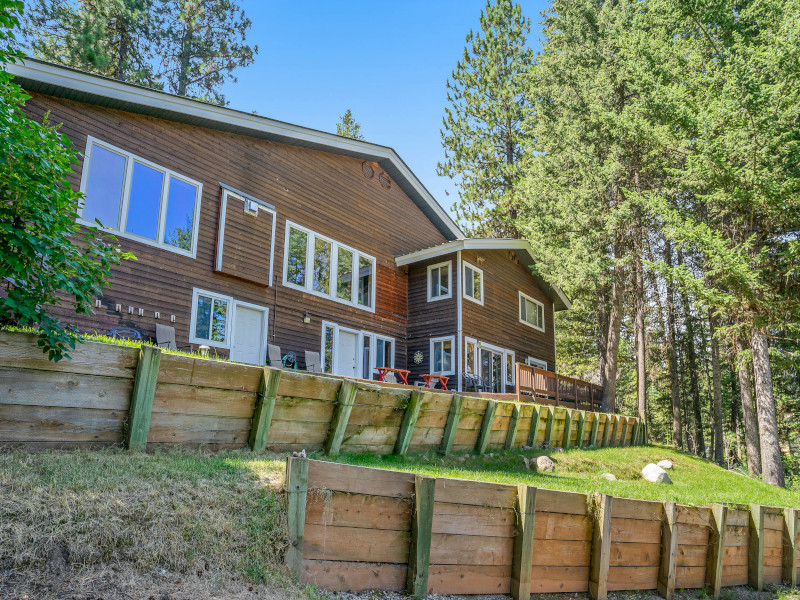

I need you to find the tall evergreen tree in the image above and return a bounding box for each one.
[335,109,364,140]
[438,0,532,237]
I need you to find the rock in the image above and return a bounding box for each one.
[522,445,532,451]
[291,449,306,458]
[657,459,673,470]
[601,473,617,481]
[523,457,532,470]
[45,544,68,576]
[642,463,672,484]
[534,455,555,473]
[553,447,565,453]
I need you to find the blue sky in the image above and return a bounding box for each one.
[220,1,548,220]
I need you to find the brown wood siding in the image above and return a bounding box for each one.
[461,249,556,372]
[217,192,274,286]
[406,253,458,385]
[22,93,449,369]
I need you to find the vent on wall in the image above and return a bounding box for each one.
[244,199,259,217]
[362,162,374,179]
[379,173,391,189]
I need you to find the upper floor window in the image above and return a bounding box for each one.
[463,261,483,305]
[519,291,545,331]
[427,261,451,301]
[79,137,202,257]
[283,221,375,311]
[526,356,548,370]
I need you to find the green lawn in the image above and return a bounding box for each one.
[318,444,800,508]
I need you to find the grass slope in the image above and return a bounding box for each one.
[322,444,800,508]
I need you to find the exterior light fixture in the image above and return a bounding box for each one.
[302,311,311,324]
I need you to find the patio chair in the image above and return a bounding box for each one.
[267,344,282,367]
[462,373,480,392]
[304,350,322,373]
[109,327,141,341]
[155,324,177,350]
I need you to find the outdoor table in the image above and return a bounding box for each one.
[375,367,411,385]
[420,374,449,390]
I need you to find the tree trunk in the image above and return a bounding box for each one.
[736,335,762,476]
[602,260,623,413]
[680,285,705,456]
[750,327,785,487]
[729,366,742,464]
[634,246,647,432]
[598,283,609,392]
[664,240,682,448]
[708,311,724,465]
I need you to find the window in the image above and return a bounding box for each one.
[375,335,393,370]
[519,291,545,331]
[79,137,202,256]
[465,338,477,374]
[323,324,335,373]
[190,289,232,348]
[430,336,455,375]
[463,261,483,305]
[526,357,548,370]
[284,221,376,311]
[504,350,515,386]
[427,261,451,301]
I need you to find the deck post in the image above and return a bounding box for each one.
[505,404,521,450]
[439,393,463,455]
[542,406,555,448]
[285,456,309,582]
[783,507,798,587]
[125,345,162,451]
[249,367,282,452]
[407,475,436,598]
[395,390,425,455]
[476,400,498,454]
[658,501,678,600]
[324,379,358,455]
[706,503,728,598]
[589,493,613,600]
[749,503,765,591]
[510,484,537,600]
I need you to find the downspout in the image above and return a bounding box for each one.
[457,250,463,392]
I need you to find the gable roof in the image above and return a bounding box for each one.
[6,57,464,242]
[395,239,572,311]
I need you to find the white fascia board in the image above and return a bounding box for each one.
[7,58,463,241]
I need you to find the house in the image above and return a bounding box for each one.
[8,58,571,393]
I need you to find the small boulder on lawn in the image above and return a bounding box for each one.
[642,463,672,484]
[657,459,674,470]
[535,455,556,473]
[601,473,617,481]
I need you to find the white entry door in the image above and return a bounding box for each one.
[230,303,268,365]
[336,329,359,377]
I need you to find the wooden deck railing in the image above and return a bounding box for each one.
[515,362,604,411]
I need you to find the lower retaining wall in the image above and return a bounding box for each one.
[287,459,800,599]
[0,331,641,453]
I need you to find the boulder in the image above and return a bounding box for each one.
[523,457,532,470]
[535,455,556,473]
[601,473,617,481]
[642,463,672,484]
[657,459,674,470]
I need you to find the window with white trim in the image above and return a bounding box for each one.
[519,291,545,331]
[465,338,477,374]
[463,261,483,304]
[427,261,451,301]
[375,335,394,370]
[79,137,202,256]
[430,336,455,375]
[284,221,376,310]
[504,350,515,385]
[190,289,232,348]
[526,357,548,370]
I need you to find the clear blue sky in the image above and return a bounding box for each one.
[220,1,549,221]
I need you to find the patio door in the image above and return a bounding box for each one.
[480,347,504,393]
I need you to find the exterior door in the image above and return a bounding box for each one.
[480,347,503,393]
[230,303,267,365]
[336,329,359,377]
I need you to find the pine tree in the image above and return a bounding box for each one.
[156,0,257,105]
[438,0,532,237]
[335,109,364,140]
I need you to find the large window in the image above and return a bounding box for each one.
[430,336,455,375]
[519,291,545,331]
[427,261,451,301]
[463,261,483,305]
[79,137,202,256]
[284,221,376,311]
[190,289,232,348]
